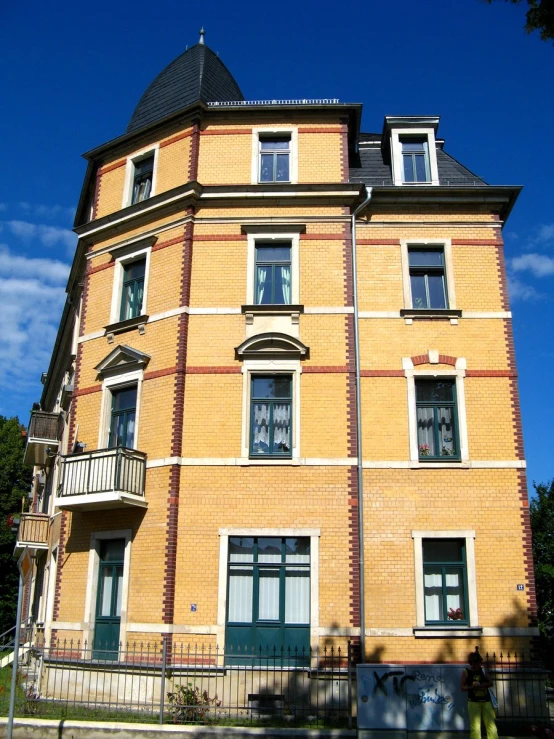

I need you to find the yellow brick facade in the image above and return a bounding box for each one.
[43,77,535,673]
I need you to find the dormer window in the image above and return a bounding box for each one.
[384,117,440,187]
[132,156,154,204]
[401,138,430,183]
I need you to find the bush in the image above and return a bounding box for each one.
[167,682,220,723]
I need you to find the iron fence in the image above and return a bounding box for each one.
[1,639,353,727]
[59,447,146,499]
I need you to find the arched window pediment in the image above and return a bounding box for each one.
[235,332,309,360]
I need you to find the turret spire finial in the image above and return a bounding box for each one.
[199,27,205,45]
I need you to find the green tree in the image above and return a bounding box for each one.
[0,416,32,635]
[483,0,554,42]
[530,480,554,668]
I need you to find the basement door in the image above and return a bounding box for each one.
[93,539,125,660]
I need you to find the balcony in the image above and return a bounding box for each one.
[24,411,64,466]
[55,447,147,511]
[15,513,49,552]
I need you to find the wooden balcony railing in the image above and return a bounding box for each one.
[16,513,49,548]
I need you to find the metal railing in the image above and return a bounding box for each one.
[16,513,49,548]
[59,448,146,499]
[1,640,353,727]
[27,411,63,442]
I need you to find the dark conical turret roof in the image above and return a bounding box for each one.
[127,40,244,133]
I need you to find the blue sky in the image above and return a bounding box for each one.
[1,1,552,491]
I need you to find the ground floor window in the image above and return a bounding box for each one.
[423,538,468,624]
[226,536,310,663]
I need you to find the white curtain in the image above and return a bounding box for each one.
[273,403,291,449]
[253,404,270,448]
[228,568,253,622]
[256,267,267,303]
[100,570,113,617]
[280,266,291,303]
[259,569,279,620]
[417,407,435,455]
[445,570,462,612]
[424,571,443,621]
[285,570,309,623]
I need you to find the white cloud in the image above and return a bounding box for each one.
[18,202,75,221]
[508,276,539,302]
[511,253,554,278]
[0,246,69,412]
[2,219,76,252]
[534,224,554,246]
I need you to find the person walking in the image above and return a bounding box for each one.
[461,650,498,739]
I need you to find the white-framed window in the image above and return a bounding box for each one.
[217,527,320,654]
[412,530,478,630]
[246,232,300,305]
[109,243,152,325]
[122,145,159,207]
[98,368,144,451]
[404,357,469,465]
[83,529,133,656]
[390,128,439,186]
[400,239,456,311]
[251,128,298,185]
[240,359,301,462]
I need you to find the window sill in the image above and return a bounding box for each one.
[401,308,462,325]
[414,626,482,638]
[104,315,149,343]
[413,460,468,469]
[242,304,304,314]
[240,457,300,466]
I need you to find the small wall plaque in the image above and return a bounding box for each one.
[517,584,524,591]
[191,603,197,611]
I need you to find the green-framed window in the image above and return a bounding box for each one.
[108,386,137,449]
[250,376,292,458]
[416,379,459,460]
[226,536,310,662]
[131,156,154,204]
[255,243,291,304]
[423,539,468,625]
[93,538,125,659]
[120,259,145,321]
[259,137,290,182]
[409,248,447,309]
[401,137,430,183]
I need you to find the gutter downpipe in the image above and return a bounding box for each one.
[351,185,372,661]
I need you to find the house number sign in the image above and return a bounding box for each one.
[517,584,524,591]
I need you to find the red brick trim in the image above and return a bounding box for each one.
[162,217,194,634]
[411,354,457,367]
[361,370,404,377]
[89,262,113,275]
[186,366,241,374]
[193,234,247,242]
[300,233,345,241]
[298,127,344,134]
[160,129,193,148]
[339,121,349,184]
[73,384,102,398]
[200,128,252,136]
[494,234,511,313]
[357,239,401,246]
[51,511,68,624]
[451,239,499,246]
[303,366,349,373]
[99,159,126,175]
[189,120,200,182]
[144,367,177,381]
[466,370,518,378]
[517,469,539,639]
[153,235,190,252]
[92,169,102,221]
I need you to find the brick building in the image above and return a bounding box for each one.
[19,31,536,672]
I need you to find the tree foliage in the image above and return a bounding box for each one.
[483,0,554,42]
[0,416,32,635]
[530,480,554,667]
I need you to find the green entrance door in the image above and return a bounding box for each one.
[225,537,310,665]
[93,539,125,660]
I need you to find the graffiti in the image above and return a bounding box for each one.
[408,688,454,710]
[411,669,441,683]
[373,670,416,697]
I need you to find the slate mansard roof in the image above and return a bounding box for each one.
[349,133,486,187]
[127,42,244,133]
